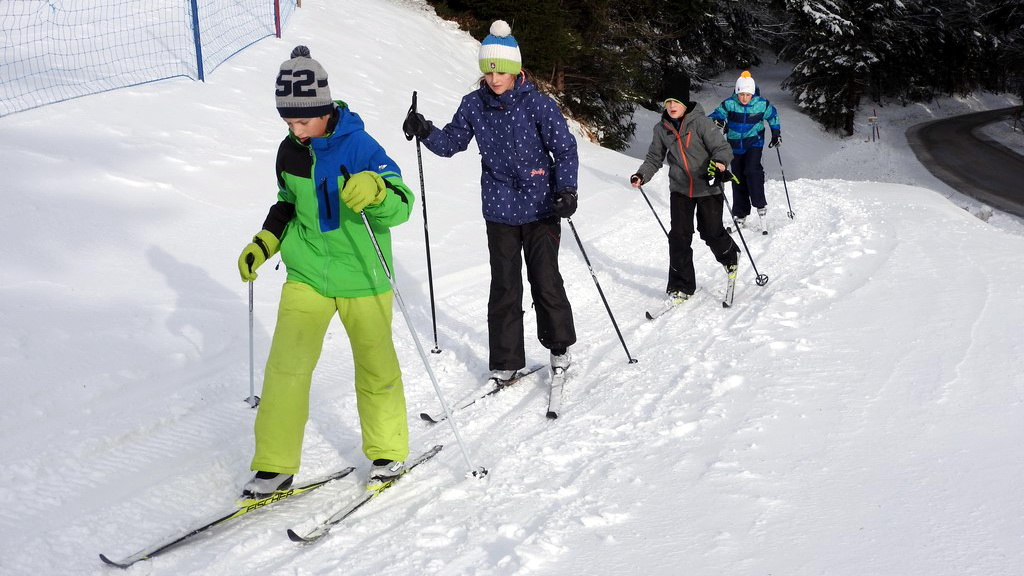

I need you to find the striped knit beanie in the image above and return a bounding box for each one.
[275,45,334,118]
[478,20,522,74]
[735,70,756,95]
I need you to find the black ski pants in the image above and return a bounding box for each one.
[729,147,766,218]
[667,192,740,295]
[485,217,576,371]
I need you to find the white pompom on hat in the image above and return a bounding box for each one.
[479,20,522,74]
[735,70,756,95]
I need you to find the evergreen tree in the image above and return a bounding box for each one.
[427,1,1021,143]
[983,0,1024,101]
[781,0,868,135]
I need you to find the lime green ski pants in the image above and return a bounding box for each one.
[251,280,409,474]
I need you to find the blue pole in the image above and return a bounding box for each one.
[189,0,204,81]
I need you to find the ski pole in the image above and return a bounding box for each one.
[407,91,442,354]
[245,254,259,408]
[722,192,769,287]
[637,185,668,237]
[565,217,638,364]
[775,147,794,219]
[359,210,486,479]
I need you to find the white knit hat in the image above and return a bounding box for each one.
[478,20,522,74]
[735,70,756,95]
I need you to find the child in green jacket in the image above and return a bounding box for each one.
[237,46,416,494]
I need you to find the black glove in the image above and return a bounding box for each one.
[768,129,781,148]
[403,110,433,141]
[713,118,727,134]
[553,188,578,218]
[630,173,644,186]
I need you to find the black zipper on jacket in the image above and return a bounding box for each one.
[320,177,331,220]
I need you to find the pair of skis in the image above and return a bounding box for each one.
[99,446,442,569]
[419,363,568,422]
[288,445,443,543]
[645,271,737,319]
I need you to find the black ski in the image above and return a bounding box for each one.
[645,300,678,320]
[645,287,703,320]
[287,445,443,543]
[99,466,356,568]
[420,366,545,423]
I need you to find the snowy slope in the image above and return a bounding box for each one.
[1,1,1023,575]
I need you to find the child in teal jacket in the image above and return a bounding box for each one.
[709,71,782,227]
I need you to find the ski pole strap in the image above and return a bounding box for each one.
[405,91,417,141]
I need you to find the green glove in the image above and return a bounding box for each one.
[341,171,387,213]
[237,230,280,282]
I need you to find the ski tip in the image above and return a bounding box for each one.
[287,528,313,543]
[722,301,731,308]
[645,311,655,320]
[99,554,131,569]
[419,412,439,423]
[546,410,559,419]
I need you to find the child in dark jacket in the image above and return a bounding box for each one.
[402,20,578,382]
[631,71,740,304]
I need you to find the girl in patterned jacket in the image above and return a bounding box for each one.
[403,20,578,383]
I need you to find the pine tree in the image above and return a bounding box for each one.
[983,0,1024,100]
[781,0,868,135]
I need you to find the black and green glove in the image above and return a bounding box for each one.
[237,230,280,282]
[704,160,719,185]
[705,161,740,187]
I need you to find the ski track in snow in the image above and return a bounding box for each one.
[4,1,1024,573]
[2,180,897,575]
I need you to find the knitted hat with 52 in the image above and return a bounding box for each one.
[479,20,522,74]
[735,70,756,95]
[276,45,334,118]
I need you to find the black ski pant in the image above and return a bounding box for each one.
[485,217,576,371]
[729,147,766,218]
[667,192,740,295]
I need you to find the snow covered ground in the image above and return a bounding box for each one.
[2,1,1022,575]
